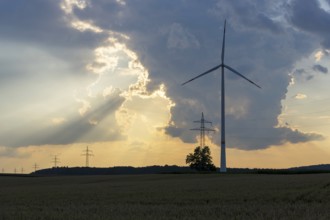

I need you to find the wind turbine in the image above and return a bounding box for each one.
[182,20,261,173]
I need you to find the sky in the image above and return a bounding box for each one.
[1,0,330,173]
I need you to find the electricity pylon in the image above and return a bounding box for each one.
[81,146,93,167]
[190,112,215,148]
[33,163,39,172]
[52,155,60,168]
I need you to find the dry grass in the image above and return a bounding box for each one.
[0,174,330,219]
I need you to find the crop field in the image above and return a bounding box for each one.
[0,173,330,220]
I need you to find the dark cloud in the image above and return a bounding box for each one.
[289,0,330,49]
[225,124,323,150]
[289,0,330,34]
[0,0,103,49]
[306,75,314,81]
[294,69,306,75]
[166,23,200,49]
[214,0,284,34]
[313,64,328,74]
[165,126,195,144]
[0,0,325,150]
[293,64,328,83]
[66,0,323,150]
[293,68,314,81]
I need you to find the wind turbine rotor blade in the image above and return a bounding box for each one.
[223,64,261,89]
[182,64,221,86]
[221,20,226,64]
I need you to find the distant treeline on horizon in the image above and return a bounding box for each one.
[28,164,330,176]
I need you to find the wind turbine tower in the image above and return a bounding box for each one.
[190,112,215,148]
[82,146,93,167]
[182,20,261,172]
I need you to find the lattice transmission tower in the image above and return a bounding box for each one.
[191,112,215,148]
[52,155,60,168]
[33,163,39,172]
[82,146,93,167]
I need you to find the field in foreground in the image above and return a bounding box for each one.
[1,174,330,220]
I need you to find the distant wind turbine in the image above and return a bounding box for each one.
[182,20,261,173]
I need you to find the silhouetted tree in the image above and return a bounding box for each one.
[186,146,216,171]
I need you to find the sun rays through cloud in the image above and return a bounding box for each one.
[1,0,330,172]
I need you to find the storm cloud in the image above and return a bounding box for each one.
[313,64,328,74]
[0,0,327,150]
[289,0,330,49]
[73,0,323,149]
